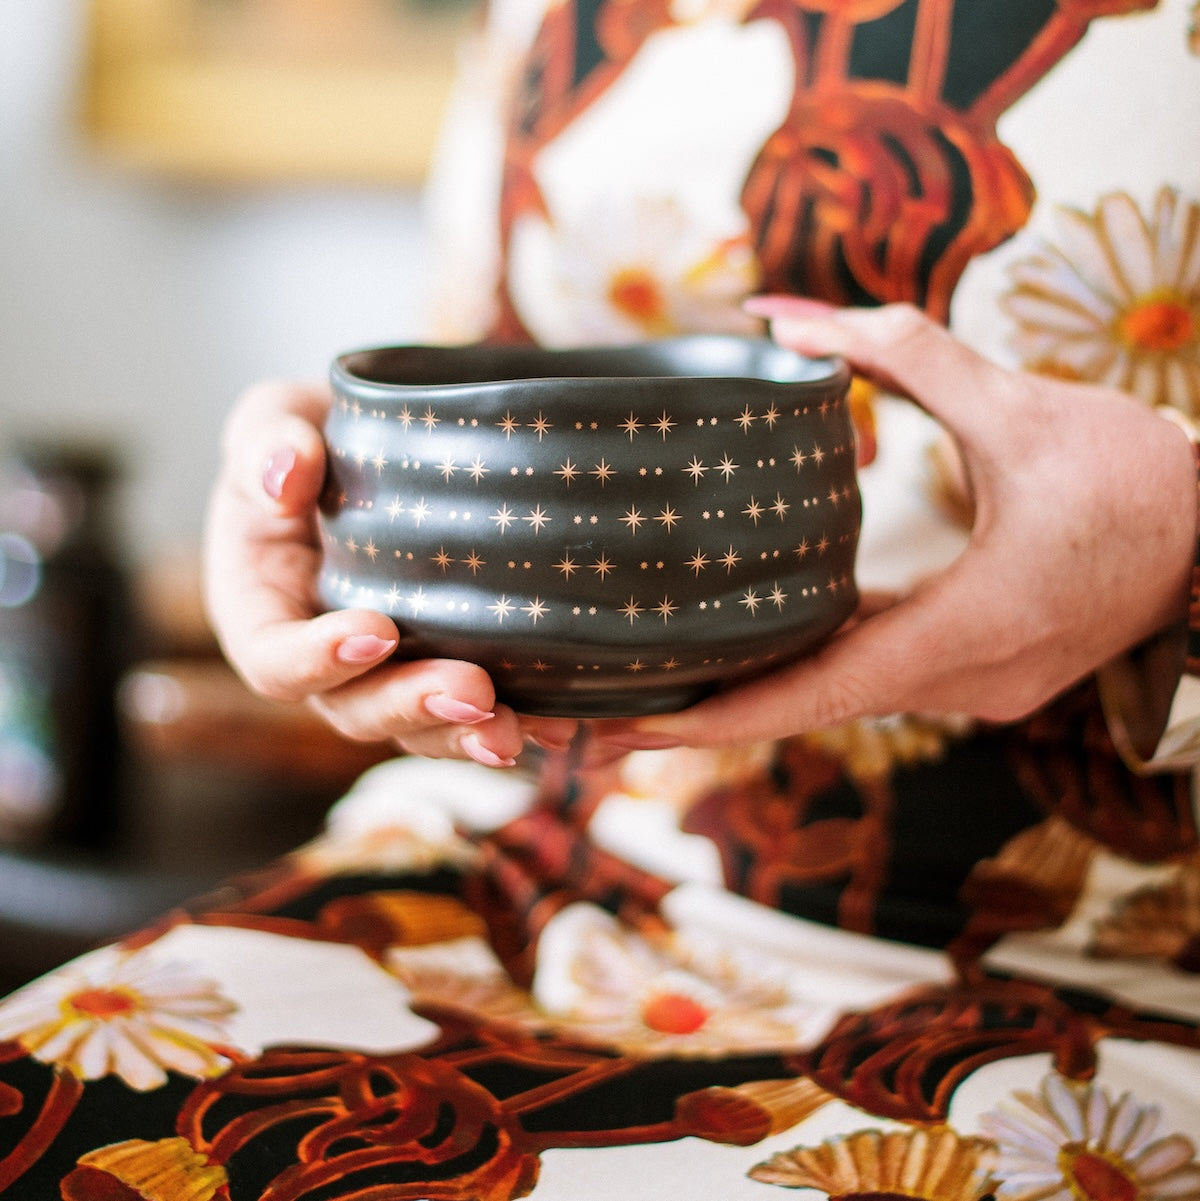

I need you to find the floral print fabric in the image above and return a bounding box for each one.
[3,0,1200,1196]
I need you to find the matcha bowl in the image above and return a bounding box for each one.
[317,336,859,717]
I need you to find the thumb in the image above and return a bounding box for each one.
[747,298,1017,446]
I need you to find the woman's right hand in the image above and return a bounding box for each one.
[203,380,576,766]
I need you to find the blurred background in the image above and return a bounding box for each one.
[0,0,469,989]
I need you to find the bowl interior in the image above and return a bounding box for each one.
[336,336,845,391]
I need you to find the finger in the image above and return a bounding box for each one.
[311,661,525,765]
[309,657,500,745]
[219,380,331,517]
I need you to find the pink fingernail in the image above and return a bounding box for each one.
[425,695,494,725]
[461,733,517,769]
[262,447,297,500]
[595,732,682,751]
[744,295,838,318]
[336,634,397,664]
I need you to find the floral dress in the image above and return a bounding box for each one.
[1,0,1199,1198]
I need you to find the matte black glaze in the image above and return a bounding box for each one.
[318,336,860,717]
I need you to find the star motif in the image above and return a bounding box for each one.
[396,405,414,430]
[467,456,490,483]
[590,458,616,486]
[353,450,367,469]
[827,486,843,506]
[371,450,388,473]
[532,659,552,672]
[654,596,677,622]
[490,503,516,532]
[684,457,708,484]
[420,406,440,433]
[769,585,788,609]
[790,446,808,470]
[436,457,458,482]
[462,550,486,575]
[432,546,453,571]
[793,538,810,559]
[555,554,579,578]
[524,505,551,533]
[716,454,739,481]
[659,657,680,671]
[742,497,764,525]
[735,405,756,432]
[771,493,791,520]
[621,507,645,534]
[740,588,762,614]
[592,554,615,579]
[816,534,831,555]
[620,412,642,440]
[625,659,647,673]
[619,597,643,624]
[364,540,379,561]
[720,545,741,572]
[408,587,429,614]
[349,400,362,419]
[555,459,580,486]
[385,584,402,611]
[386,496,404,521]
[811,445,826,465]
[497,411,520,439]
[409,498,430,527]
[762,404,780,429]
[488,595,514,622]
[654,411,675,439]
[345,536,359,554]
[522,596,549,623]
[530,411,552,440]
[686,549,709,576]
[655,505,680,531]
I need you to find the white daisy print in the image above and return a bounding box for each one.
[537,908,827,1057]
[1004,187,1200,413]
[981,1072,1200,1201]
[508,195,762,346]
[0,945,237,1091]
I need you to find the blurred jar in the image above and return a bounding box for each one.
[0,445,132,848]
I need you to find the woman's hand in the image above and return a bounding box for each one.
[203,379,576,766]
[594,300,1198,751]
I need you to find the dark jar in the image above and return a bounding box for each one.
[0,445,132,848]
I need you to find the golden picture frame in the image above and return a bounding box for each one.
[81,0,476,184]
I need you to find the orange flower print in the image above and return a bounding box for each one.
[62,1138,229,1201]
[749,1126,997,1199]
[981,1073,1200,1201]
[508,195,762,346]
[0,945,236,1091]
[538,907,827,1057]
[1004,188,1200,414]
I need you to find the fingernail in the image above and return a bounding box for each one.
[595,731,682,751]
[425,694,494,725]
[461,733,517,769]
[262,446,297,500]
[743,295,838,318]
[336,634,397,664]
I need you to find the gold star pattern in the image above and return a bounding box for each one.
[320,380,862,703]
[590,458,616,486]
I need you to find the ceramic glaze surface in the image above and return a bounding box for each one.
[318,337,859,716]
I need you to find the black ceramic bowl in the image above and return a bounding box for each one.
[317,337,859,717]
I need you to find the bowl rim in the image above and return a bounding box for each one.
[332,334,851,398]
